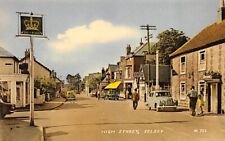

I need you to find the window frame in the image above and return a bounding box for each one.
[180,81,186,100]
[180,55,186,74]
[198,50,206,71]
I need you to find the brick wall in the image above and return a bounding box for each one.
[171,43,225,112]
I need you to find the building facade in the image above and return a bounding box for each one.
[170,1,225,114]
[0,46,29,108]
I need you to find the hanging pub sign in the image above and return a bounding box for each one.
[17,12,45,37]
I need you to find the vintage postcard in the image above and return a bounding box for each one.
[0,0,225,141]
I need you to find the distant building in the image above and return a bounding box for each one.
[123,43,155,98]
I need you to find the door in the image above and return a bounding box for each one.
[16,82,23,107]
[207,83,211,112]
[208,83,222,114]
[211,83,217,113]
[217,83,222,114]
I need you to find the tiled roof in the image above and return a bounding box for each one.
[170,20,225,58]
[0,46,15,58]
[108,64,118,72]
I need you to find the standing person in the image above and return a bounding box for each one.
[187,86,198,116]
[198,90,204,116]
[97,90,100,100]
[132,89,139,110]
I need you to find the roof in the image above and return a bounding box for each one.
[20,57,51,73]
[127,42,155,58]
[132,43,148,56]
[108,64,118,72]
[0,46,18,60]
[141,64,170,83]
[170,20,225,58]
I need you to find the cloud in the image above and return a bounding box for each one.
[0,10,8,28]
[48,20,139,52]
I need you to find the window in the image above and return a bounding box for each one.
[198,50,206,71]
[180,56,186,74]
[125,67,131,79]
[180,82,186,100]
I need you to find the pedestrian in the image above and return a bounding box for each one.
[95,91,98,98]
[187,86,198,116]
[132,88,139,110]
[97,91,100,100]
[197,90,204,116]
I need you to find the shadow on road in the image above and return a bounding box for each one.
[55,102,95,110]
[76,96,91,101]
[46,130,68,138]
[44,120,190,129]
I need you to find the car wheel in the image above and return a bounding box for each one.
[154,103,157,109]
[156,107,160,112]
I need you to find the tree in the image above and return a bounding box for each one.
[87,75,101,91]
[66,73,82,92]
[155,28,189,64]
[74,73,81,92]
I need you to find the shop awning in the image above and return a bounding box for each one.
[104,81,121,89]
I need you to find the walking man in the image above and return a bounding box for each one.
[187,86,198,116]
[132,89,139,110]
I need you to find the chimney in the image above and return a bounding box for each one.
[140,38,143,46]
[25,49,30,58]
[217,0,225,23]
[126,44,131,55]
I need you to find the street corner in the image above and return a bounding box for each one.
[3,125,44,141]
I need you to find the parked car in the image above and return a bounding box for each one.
[104,90,119,100]
[146,90,177,112]
[0,99,15,119]
[90,90,97,97]
[66,90,76,101]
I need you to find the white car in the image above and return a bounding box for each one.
[146,90,177,112]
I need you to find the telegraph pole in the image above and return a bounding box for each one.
[140,25,156,94]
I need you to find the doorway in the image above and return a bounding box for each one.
[207,82,222,114]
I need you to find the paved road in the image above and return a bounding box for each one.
[9,94,225,141]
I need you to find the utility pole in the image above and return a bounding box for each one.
[140,25,156,94]
[156,49,159,90]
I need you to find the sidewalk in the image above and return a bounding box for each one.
[15,97,66,112]
[0,97,66,141]
[0,118,44,141]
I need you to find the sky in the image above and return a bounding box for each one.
[0,0,219,80]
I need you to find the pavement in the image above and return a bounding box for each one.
[0,97,66,141]
[15,97,66,112]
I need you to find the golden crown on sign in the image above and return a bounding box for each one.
[24,17,39,31]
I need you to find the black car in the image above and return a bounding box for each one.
[0,99,15,119]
